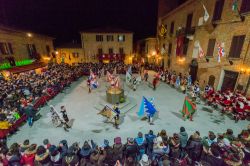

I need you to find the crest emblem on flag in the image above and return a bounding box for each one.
[159,24,167,37]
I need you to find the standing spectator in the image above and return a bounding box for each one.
[21,144,37,166]
[169,133,180,159]
[103,139,114,165]
[139,154,151,166]
[58,140,68,159]
[123,138,139,162]
[186,131,203,165]
[19,139,30,155]
[34,145,51,166]
[223,129,235,142]
[179,126,188,157]
[62,146,79,166]
[145,130,156,159]
[80,140,93,159]
[43,139,51,150]
[90,146,106,165]
[7,143,22,166]
[135,132,146,160]
[112,137,123,163]
[49,145,62,166]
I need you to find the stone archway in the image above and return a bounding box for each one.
[189,59,198,83]
[208,75,216,87]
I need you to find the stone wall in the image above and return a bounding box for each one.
[158,0,250,96]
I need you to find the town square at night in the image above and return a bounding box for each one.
[0,0,250,165]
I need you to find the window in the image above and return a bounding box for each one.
[206,39,216,57]
[183,38,189,55]
[119,48,124,54]
[107,35,114,42]
[168,43,172,55]
[229,35,245,58]
[186,13,193,32]
[170,21,175,34]
[241,0,250,13]
[27,44,37,59]
[212,0,225,21]
[96,35,103,42]
[0,42,13,55]
[109,48,113,54]
[98,48,103,55]
[46,45,50,55]
[72,52,79,58]
[118,35,125,42]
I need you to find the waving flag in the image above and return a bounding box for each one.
[181,96,196,119]
[202,4,209,22]
[159,24,167,37]
[106,71,113,82]
[217,43,225,62]
[89,70,96,80]
[138,96,157,117]
[126,66,132,84]
[198,42,205,58]
[232,0,238,12]
[114,76,121,88]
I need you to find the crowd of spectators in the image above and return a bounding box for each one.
[155,69,250,122]
[0,62,139,131]
[0,126,250,165]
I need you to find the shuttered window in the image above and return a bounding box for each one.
[241,0,250,13]
[212,0,225,21]
[170,21,174,34]
[168,43,172,55]
[229,35,245,58]
[206,39,216,57]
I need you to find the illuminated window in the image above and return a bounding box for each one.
[118,35,125,42]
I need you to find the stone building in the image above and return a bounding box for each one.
[158,0,250,95]
[136,37,162,65]
[0,25,54,68]
[56,42,84,65]
[80,27,133,64]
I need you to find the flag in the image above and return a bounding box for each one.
[176,36,184,56]
[127,66,132,75]
[159,24,167,37]
[181,96,196,119]
[217,43,225,62]
[90,79,99,89]
[232,0,238,12]
[126,66,132,84]
[106,71,113,82]
[98,105,116,121]
[138,96,157,117]
[126,71,132,84]
[203,4,209,22]
[197,42,205,58]
[114,76,120,88]
[89,70,96,80]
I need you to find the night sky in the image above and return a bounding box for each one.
[1,0,159,45]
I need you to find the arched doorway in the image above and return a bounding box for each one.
[189,59,198,83]
[208,75,215,87]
